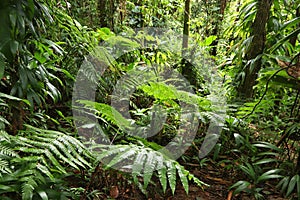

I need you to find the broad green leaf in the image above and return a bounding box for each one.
[36,164,54,181]
[230,180,251,194]
[44,150,66,173]
[281,17,300,31]
[240,163,256,180]
[204,35,217,46]
[42,39,63,55]
[9,40,19,55]
[277,176,290,194]
[37,190,48,200]
[79,101,131,128]
[96,145,131,162]
[0,92,22,101]
[297,175,300,199]
[253,158,278,165]
[257,169,282,182]
[253,142,283,152]
[269,27,300,53]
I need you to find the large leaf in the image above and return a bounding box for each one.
[269,27,300,53]
[96,144,206,194]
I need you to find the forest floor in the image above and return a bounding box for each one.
[90,160,289,200]
[166,163,287,200]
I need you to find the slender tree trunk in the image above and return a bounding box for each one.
[181,0,197,86]
[237,0,272,99]
[182,0,190,50]
[98,0,108,27]
[210,0,227,56]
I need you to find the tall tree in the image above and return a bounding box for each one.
[237,0,272,99]
[182,0,190,50]
[181,0,198,87]
[210,0,228,56]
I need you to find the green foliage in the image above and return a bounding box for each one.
[94,144,207,195]
[0,125,93,200]
[277,174,300,199]
[78,75,212,193]
[2,0,300,198]
[229,138,283,199]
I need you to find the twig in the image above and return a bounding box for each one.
[227,190,233,200]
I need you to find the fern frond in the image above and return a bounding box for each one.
[0,144,18,158]
[21,176,37,200]
[95,144,207,194]
[139,81,212,110]
[0,159,11,175]
[78,100,131,129]
[15,125,92,172]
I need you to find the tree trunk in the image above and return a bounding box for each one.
[182,0,190,50]
[181,0,197,87]
[210,0,228,56]
[237,0,272,99]
[98,0,108,27]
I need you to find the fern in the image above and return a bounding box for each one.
[0,125,93,200]
[94,144,208,194]
[16,125,92,171]
[0,131,18,176]
[78,100,131,129]
[139,81,211,111]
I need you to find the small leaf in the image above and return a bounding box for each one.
[143,151,157,188]
[204,35,217,46]
[230,180,251,194]
[277,176,290,194]
[257,169,282,182]
[166,161,176,195]
[156,155,167,193]
[253,158,278,165]
[286,175,299,197]
[106,147,136,168]
[176,164,189,194]
[9,40,19,55]
[37,190,48,200]
[252,142,283,152]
